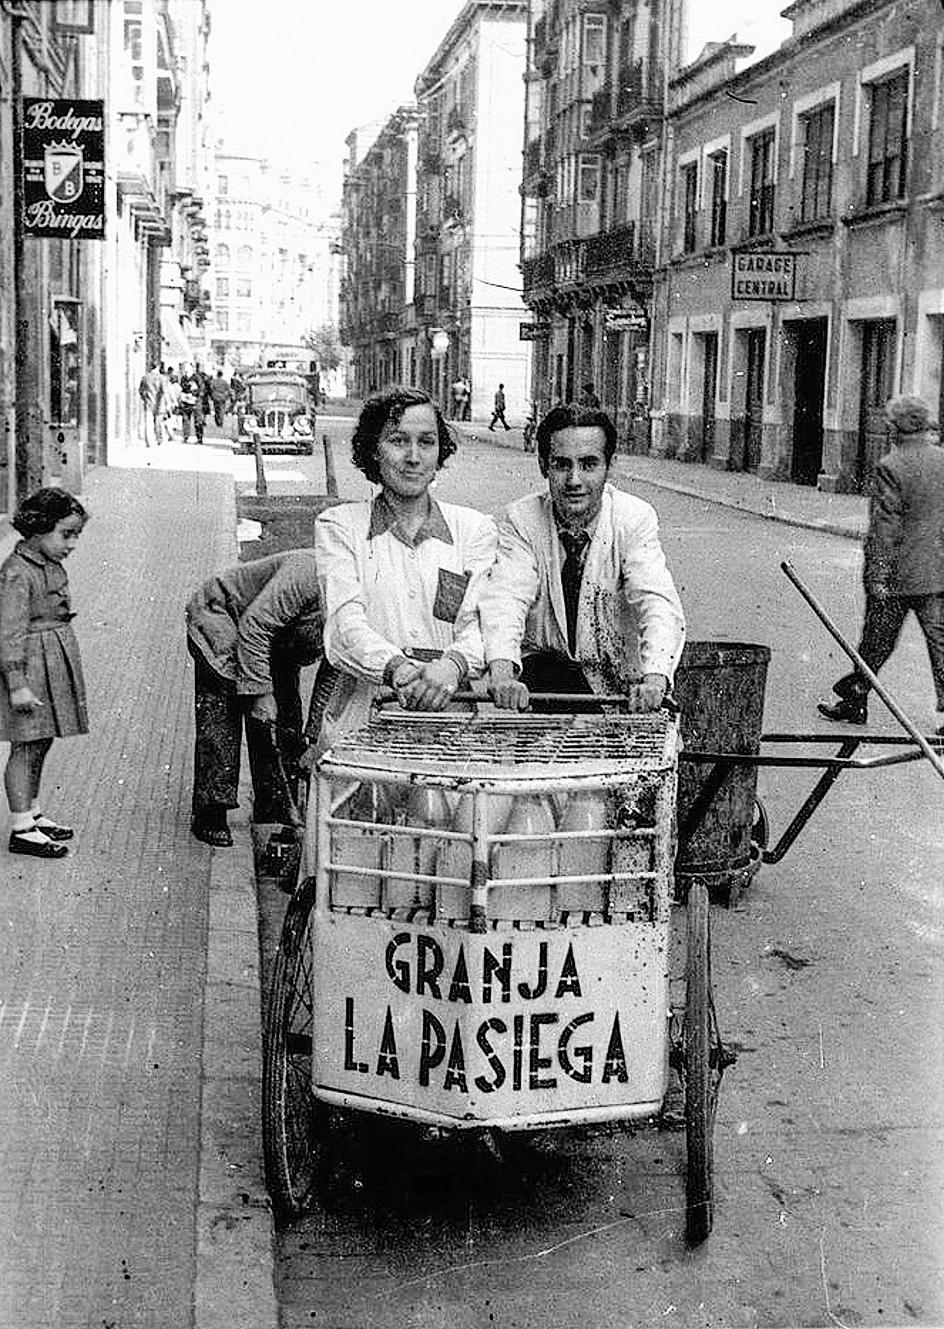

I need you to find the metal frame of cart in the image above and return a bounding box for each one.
[262,710,726,1246]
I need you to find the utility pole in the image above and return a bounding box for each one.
[12,8,43,502]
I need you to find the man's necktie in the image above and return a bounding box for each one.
[560,529,589,656]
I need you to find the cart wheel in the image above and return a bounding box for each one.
[751,796,770,851]
[263,874,325,1220]
[684,879,713,1245]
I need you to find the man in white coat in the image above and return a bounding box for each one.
[481,403,685,710]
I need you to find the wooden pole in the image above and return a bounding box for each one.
[253,431,267,496]
[322,433,338,497]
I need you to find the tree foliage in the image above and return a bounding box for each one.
[304,323,342,372]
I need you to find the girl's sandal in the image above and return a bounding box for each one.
[191,817,234,848]
[9,830,68,859]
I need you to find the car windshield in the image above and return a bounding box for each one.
[247,379,307,408]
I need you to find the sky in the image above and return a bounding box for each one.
[209,0,790,203]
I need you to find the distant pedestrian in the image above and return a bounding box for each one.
[489,383,510,432]
[462,376,472,421]
[578,381,601,409]
[162,369,181,441]
[230,369,246,405]
[138,364,163,448]
[0,488,89,859]
[451,376,469,421]
[178,365,207,444]
[818,395,944,734]
[208,369,232,428]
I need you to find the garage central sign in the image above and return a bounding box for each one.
[731,250,797,301]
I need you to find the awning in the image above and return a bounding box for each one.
[160,310,192,367]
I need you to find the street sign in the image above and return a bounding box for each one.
[519,322,551,340]
[605,308,647,332]
[22,98,105,240]
[731,250,797,301]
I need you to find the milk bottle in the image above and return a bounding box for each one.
[331,781,388,910]
[437,792,511,922]
[556,790,608,914]
[490,794,556,922]
[385,784,450,911]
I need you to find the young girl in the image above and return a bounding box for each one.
[0,487,89,858]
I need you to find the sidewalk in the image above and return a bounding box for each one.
[454,421,870,541]
[0,454,275,1327]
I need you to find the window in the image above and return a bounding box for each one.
[681,161,698,253]
[236,311,251,333]
[236,278,251,299]
[237,245,252,269]
[214,242,229,266]
[216,276,229,300]
[748,128,775,237]
[216,309,229,331]
[218,174,228,196]
[709,150,727,247]
[800,103,834,221]
[867,69,908,205]
[578,154,601,202]
[583,14,605,67]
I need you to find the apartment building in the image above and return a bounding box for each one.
[338,108,420,397]
[650,0,944,493]
[520,0,685,445]
[413,0,529,419]
[209,151,336,372]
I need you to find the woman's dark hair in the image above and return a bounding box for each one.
[12,487,88,537]
[351,387,457,485]
[535,403,618,471]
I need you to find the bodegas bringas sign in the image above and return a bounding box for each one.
[731,250,797,301]
[22,98,105,240]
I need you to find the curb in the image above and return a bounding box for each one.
[459,425,865,542]
[195,807,279,1329]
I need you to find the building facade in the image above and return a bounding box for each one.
[520,0,685,445]
[413,0,530,420]
[650,0,944,493]
[338,109,420,398]
[0,0,213,514]
[209,149,337,373]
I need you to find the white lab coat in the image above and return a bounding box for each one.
[480,484,685,692]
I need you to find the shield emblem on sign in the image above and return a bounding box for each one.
[44,142,84,203]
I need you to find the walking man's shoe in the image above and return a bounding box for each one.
[817,698,868,724]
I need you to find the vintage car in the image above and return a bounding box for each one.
[234,369,316,455]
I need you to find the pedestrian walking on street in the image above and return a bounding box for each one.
[818,394,944,733]
[462,375,472,421]
[578,381,601,409]
[162,368,181,441]
[178,365,207,444]
[481,402,685,713]
[186,552,325,846]
[138,363,164,448]
[0,488,89,859]
[208,369,232,429]
[489,383,511,432]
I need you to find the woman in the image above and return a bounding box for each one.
[310,387,496,758]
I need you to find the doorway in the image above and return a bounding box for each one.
[743,328,765,472]
[791,318,827,485]
[701,332,718,462]
[857,319,896,492]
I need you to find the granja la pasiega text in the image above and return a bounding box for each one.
[340,932,641,1095]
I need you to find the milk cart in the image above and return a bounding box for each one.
[262,707,730,1245]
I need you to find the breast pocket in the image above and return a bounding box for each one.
[433,568,471,624]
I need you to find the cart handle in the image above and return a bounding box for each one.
[375,688,680,713]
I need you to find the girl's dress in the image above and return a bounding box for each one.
[0,541,88,742]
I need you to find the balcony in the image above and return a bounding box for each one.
[524,137,543,177]
[415,293,437,319]
[373,310,400,336]
[522,252,556,294]
[442,194,465,226]
[585,223,635,276]
[419,145,442,174]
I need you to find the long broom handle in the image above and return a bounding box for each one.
[781,560,944,784]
